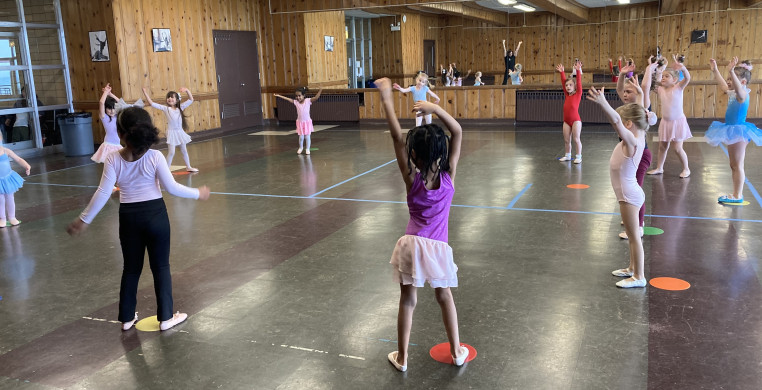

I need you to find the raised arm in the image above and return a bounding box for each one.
[574,62,583,91]
[727,57,747,103]
[309,88,323,102]
[709,59,729,93]
[376,78,414,191]
[274,94,293,102]
[179,87,194,102]
[99,83,111,118]
[502,39,507,56]
[673,55,690,89]
[141,87,155,106]
[556,64,567,86]
[641,60,658,109]
[616,63,636,100]
[626,76,645,107]
[587,87,637,148]
[514,41,522,55]
[413,101,462,180]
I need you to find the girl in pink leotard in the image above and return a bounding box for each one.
[588,87,650,289]
[556,61,583,163]
[646,55,692,178]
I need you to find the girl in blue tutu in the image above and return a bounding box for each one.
[0,131,31,227]
[706,58,762,203]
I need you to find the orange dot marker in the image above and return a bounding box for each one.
[567,184,590,189]
[429,342,477,364]
[172,171,190,176]
[649,277,691,291]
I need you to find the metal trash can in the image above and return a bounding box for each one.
[57,112,94,156]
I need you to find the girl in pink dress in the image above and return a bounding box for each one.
[647,55,692,178]
[375,77,469,372]
[275,87,323,154]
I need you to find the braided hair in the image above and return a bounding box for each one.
[405,124,450,184]
[116,107,159,156]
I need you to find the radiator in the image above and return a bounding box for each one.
[516,89,622,123]
[276,93,359,122]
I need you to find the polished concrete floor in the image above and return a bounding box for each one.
[1,120,761,389]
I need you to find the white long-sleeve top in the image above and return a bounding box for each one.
[79,149,199,224]
[151,100,192,131]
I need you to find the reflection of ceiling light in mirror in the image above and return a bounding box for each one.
[514,4,535,12]
[497,0,517,5]
[617,0,631,3]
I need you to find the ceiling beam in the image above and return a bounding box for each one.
[408,2,507,26]
[268,0,476,14]
[660,0,682,14]
[528,0,588,23]
[747,0,762,6]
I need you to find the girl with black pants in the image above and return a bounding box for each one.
[68,107,210,331]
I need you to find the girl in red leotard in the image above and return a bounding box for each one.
[556,61,583,163]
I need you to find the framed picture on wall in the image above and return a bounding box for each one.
[89,30,109,62]
[324,36,334,52]
[152,28,173,52]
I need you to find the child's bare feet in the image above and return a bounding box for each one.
[9,218,19,226]
[679,169,690,178]
[646,169,663,175]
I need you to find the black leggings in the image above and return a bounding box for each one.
[118,198,173,322]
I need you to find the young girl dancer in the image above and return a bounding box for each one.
[646,55,692,178]
[376,77,468,371]
[588,87,649,288]
[706,58,762,203]
[92,83,138,163]
[142,87,198,172]
[609,58,622,82]
[474,71,483,86]
[274,87,323,154]
[509,64,523,85]
[556,61,583,163]
[0,131,30,227]
[615,68,655,240]
[67,107,210,331]
[393,71,441,127]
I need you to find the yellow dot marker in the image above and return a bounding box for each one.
[135,315,161,332]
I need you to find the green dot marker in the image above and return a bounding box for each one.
[5,220,20,227]
[309,148,318,151]
[643,227,664,236]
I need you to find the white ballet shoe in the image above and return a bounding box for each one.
[452,345,469,366]
[122,312,138,331]
[160,312,187,331]
[388,351,407,372]
[616,278,647,288]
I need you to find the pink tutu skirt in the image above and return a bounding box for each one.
[166,128,192,146]
[296,119,314,136]
[91,142,122,163]
[390,235,458,288]
[658,116,692,142]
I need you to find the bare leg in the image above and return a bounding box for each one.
[620,202,645,283]
[572,121,582,156]
[562,123,572,155]
[396,284,417,366]
[671,140,690,177]
[727,141,748,199]
[434,287,463,358]
[647,141,669,175]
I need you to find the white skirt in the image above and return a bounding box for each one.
[390,235,458,288]
[166,128,192,146]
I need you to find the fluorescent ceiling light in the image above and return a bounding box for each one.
[498,0,517,5]
[617,0,631,3]
[514,3,535,12]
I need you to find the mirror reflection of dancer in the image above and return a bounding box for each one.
[502,40,522,85]
[67,107,210,331]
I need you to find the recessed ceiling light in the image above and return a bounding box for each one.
[498,0,517,5]
[514,3,536,12]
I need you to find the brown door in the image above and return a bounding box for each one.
[423,40,435,77]
[213,30,263,131]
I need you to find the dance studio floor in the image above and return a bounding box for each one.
[1,121,761,389]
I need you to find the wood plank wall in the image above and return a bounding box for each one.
[302,11,348,88]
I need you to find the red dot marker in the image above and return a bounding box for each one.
[649,277,690,291]
[567,184,590,189]
[172,171,190,176]
[429,342,477,364]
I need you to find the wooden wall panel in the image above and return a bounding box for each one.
[303,11,348,87]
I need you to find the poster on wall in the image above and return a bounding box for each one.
[324,36,334,52]
[89,31,109,62]
[152,28,173,52]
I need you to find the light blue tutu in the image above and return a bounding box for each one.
[705,121,762,146]
[0,154,24,194]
